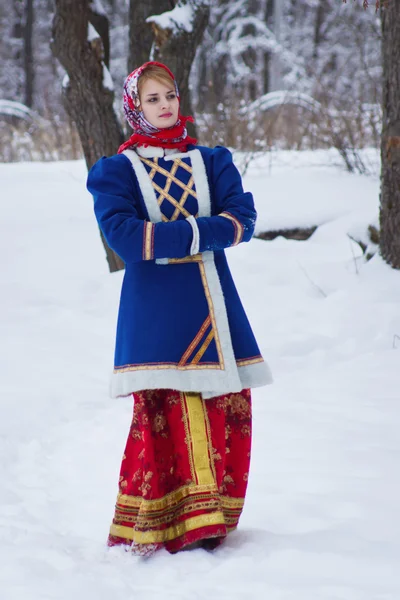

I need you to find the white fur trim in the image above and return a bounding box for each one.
[134,145,194,160]
[112,149,273,398]
[110,250,273,399]
[135,146,165,158]
[123,149,166,265]
[237,360,273,388]
[111,357,273,399]
[163,151,192,160]
[187,215,199,255]
[188,149,212,217]
[122,149,163,223]
[199,250,243,390]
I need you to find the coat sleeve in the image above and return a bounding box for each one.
[190,146,257,254]
[87,155,193,264]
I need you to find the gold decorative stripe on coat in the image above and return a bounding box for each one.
[183,392,216,486]
[168,254,203,264]
[236,356,264,367]
[141,158,182,216]
[191,329,215,365]
[139,156,197,196]
[170,176,196,221]
[198,262,224,368]
[219,211,244,246]
[109,511,226,544]
[179,315,211,366]
[142,221,154,260]
[155,159,179,217]
[152,181,193,219]
[114,362,221,373]
[174,158,194,174]
[139,156,197,222]
[140,155,179,197]
[112,253,225,371]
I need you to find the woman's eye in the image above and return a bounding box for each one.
[148,98,158,103]
[167,95,176,100]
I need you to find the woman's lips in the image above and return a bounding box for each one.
[159,113,172,118]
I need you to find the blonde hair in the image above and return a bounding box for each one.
[137,65,175,99]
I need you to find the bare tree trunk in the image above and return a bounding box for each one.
[24,0,34,107]
[263,0,274,93]
[269,0,283,91]
[313,0,327,60]
[12,0,24,101]
[51,0,125,273]
[128,0,171,71]
[208,0,231,111]
[147,0,210,137]
[379,0,400,268]
[89,4,110,68]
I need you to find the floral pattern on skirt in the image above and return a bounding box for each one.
[108,388,252,554]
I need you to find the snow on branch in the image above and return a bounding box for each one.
[242,91,323,117]
[241,90,382,139]
[87,23,100,42]
[211,3,309,89]
[0,99,35,121]
[102,64,114,91]
[89,0,107,17]
[87,20,114,92]
[147,2,201,35]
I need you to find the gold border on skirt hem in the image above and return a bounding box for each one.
[116,483,218,511]
[110,511,226,543]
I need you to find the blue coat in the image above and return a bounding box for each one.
[87,144,273,398]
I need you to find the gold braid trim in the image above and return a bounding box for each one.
[219,211,244,246]
[110,512,226,543]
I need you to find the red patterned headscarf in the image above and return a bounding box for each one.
[118,61,197,154]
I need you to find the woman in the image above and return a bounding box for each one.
[87,61,273,556]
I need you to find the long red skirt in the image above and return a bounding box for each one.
[108,388,252,554]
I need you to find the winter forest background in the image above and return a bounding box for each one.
[1,2,400,597]
[0,0,382,162]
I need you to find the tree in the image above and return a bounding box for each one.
[147,0,210,127]
[23,0,34,107]
[193,0,277,110]
[50,0,210,272]
[343,0,400,268]
[128,0,170,72]
[378,0,400,268]
[51,0,125,272]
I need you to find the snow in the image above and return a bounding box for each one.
[0,99,34,121]
[1,150,400,599]
[242,91,322,117]
[147,3,195,34]
[89,0,107,17]
[102,64,114,92]
[62,73,70,89]
[87,22,100,42]
[237,149,380,233]
[61,53,113,93]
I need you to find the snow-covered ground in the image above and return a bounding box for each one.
[1,150,399,599]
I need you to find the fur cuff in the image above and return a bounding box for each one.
[186,215,200,255]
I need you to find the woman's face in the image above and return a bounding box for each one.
[139,78,179,129]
